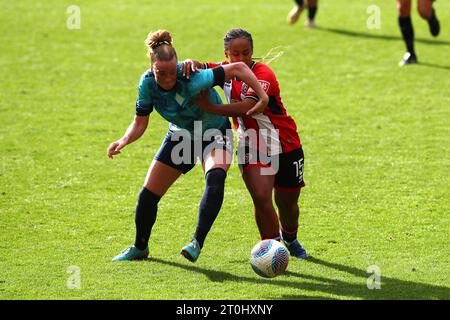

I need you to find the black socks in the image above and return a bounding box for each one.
[134,168,226,251]
[308,6,318,21]
[428,8,440,37]
[134,187,161,251]
[194,168,227,248]
[398,16,416,56]
[281,226,298,244]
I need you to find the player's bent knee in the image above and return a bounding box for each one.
[276,200,299,213]
[203,150,232,172]
[205,167,227,186]
[418,8,431,20]
[251,190,274,208]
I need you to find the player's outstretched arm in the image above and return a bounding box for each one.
[107,115,149,159]
[193,62,268,117]
[221,62,268,115]
[194,90,260,117]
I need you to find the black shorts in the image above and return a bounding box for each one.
[154,120,233,174]
[238,147,305,192]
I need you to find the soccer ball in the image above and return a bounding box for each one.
[250,239,289,278]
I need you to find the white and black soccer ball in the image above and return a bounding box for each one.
[250,239,289,278]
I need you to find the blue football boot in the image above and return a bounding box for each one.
[180,238,201,262]
[281,238,307,259]
[112,245,149,262]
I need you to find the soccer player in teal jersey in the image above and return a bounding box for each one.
[107,30,268,262]
[136,63,225,136]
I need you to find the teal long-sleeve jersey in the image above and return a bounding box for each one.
[135,63,227,137]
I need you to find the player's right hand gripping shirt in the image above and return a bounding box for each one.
[205,61,301,156]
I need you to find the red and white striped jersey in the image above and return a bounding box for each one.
[205,61,301,156]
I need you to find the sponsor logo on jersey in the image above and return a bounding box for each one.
[244,80,271,95]
[258,80,270,92]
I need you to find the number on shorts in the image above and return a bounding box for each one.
[293,159,304,181]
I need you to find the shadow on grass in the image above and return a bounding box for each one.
[147,256,449,300]
[314,26,450,47]
[312,26,450,71]
[415,62,450,71]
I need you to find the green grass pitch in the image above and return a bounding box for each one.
[0,0,449,300]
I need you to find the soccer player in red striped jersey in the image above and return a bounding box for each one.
[184,28,307,259]
[202,61,302,160]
